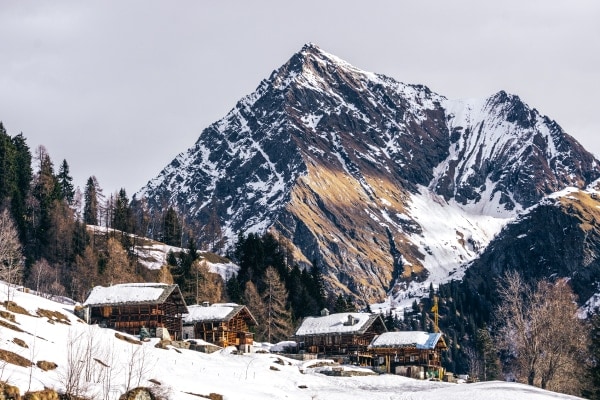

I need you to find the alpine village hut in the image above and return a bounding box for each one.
[83,283,188,340]
[368,331,447,379]
[294,309,387,365]
[182,302,257,353]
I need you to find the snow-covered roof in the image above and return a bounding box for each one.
[368,331,444,350]
[83,283,186,311]
[183,303,257,325]
[295,312,384,336]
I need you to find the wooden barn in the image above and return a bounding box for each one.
[368,331,447,378]
[294,310,387,365]
[182,303,257,352]
[83,283,188,340]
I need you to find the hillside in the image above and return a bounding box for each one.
[87,225,238,280]
[0,282,585,400]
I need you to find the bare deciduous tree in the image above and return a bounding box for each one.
[0,209,23,300]
[103,237,135,285]
[26,258,53,297]
[494,271,588,394]
[193,260,224,304]
[244,280,266,340]
[261,266,293,343]
[124,344,154,392]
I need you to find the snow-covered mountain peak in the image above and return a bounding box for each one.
[269,43,381,93]
[139,46,600,304]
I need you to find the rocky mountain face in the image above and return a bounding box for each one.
[463,186,600,308]
[138,44,600,305]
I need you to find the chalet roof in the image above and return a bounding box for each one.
[295,312,384,336]
[183,303,257,326]
[83,283,188,313]
[368,331,444,350]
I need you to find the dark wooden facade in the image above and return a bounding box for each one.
[369,332,447,378]
[295,313,387,365]
[84,283,188,340]
[183,304,257,348]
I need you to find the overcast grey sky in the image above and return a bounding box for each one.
[0,1,598,197]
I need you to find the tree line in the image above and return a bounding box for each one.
[0,123,207,302]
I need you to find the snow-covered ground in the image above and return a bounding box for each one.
[0,282,583,399]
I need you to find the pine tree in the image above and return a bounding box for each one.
[585,313,600,399]
[226,276,243,304]
[475,326,500,381]
[10,133,32,241]
[162,207,181,246]
[309,262,326,310]
[83,176,99,225]
[57,159,75,204]
[112,188,133,233]
[334,294,347,313]
[261,266,292,343]
[31,146,61,259]
[0,125,17,201]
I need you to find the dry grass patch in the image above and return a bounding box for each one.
[36,309,70,325]
[0,348,33,367]
[0,318,24,332]
[0,310,16,322]
[0,381,21,399]
[12,338,28,348]
[2,301,32,316]
[115,332,142,345]
[36,360,57,371]
[23,388,61,399]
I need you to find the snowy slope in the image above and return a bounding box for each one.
[0,282,584,400]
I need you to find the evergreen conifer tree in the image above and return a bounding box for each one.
[112,188,133,234]
[10,133,32,241]
[334,294,347,313]
[57,159,75,204]
[162,207,181,246]
[83,176,99,225]
[0,124,17,201]
[475,326,500,381]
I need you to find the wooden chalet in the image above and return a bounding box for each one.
[182,303,257,352]
[83,283,188,340]
[294,310,387,365]
[368,331,447,379]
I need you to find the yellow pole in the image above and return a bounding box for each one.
[431,296,439,333]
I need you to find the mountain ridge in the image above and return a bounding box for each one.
[138,44,600,304]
